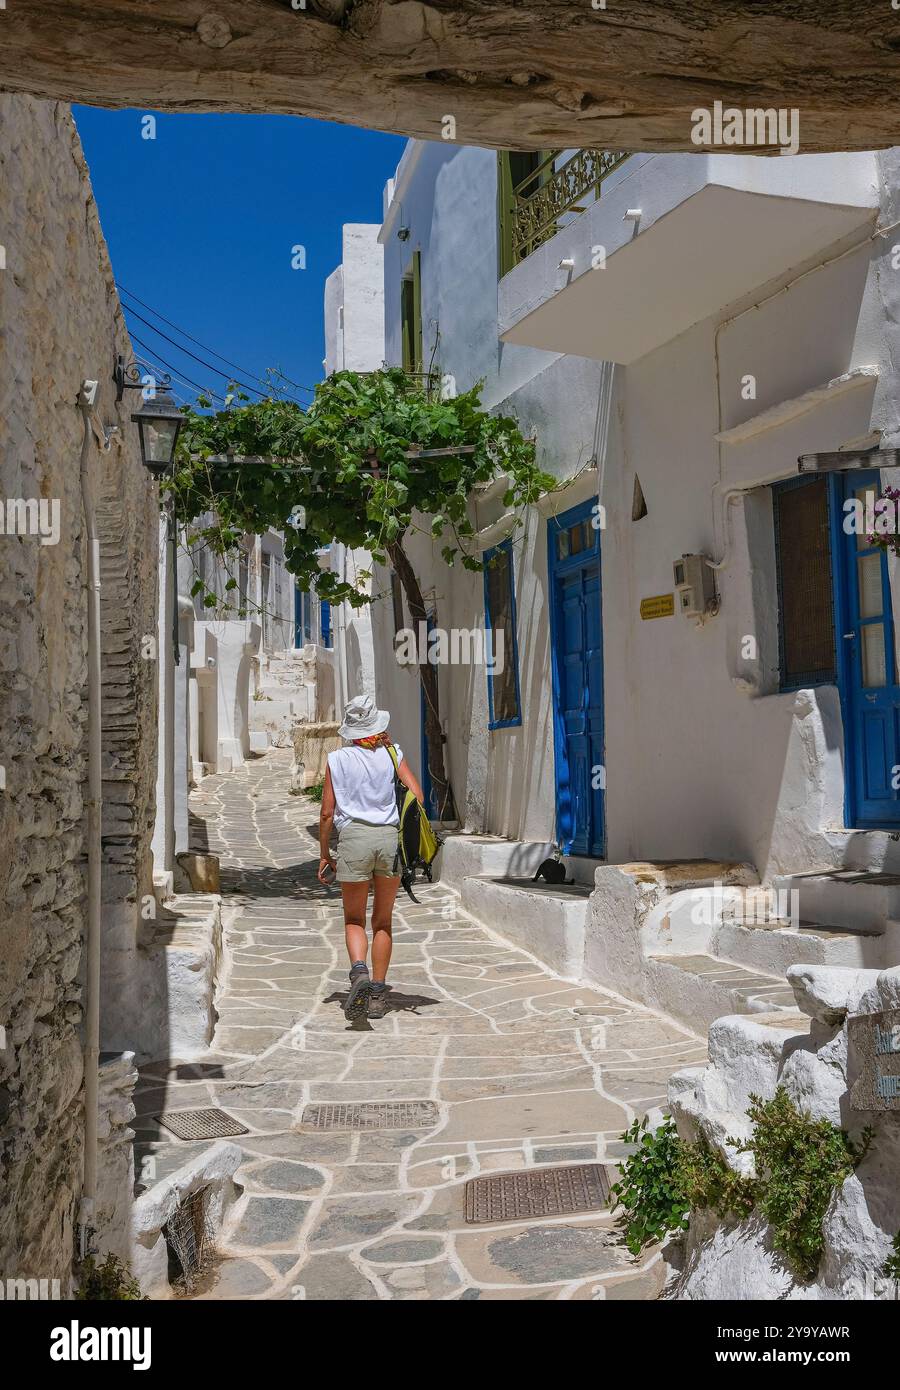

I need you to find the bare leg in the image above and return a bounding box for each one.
[341,881,371,965]
[371,875,400,982]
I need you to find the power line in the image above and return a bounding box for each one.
[130,348,198,399]
[129,355,196,407]
[116,281,315,397]
[122,304,294,404]
[129,334,223,401]
[117,280,309,394]
[129,333,228,404]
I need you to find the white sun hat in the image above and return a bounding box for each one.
[338,694,390,741]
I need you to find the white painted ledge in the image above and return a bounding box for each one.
[471,510,518,552]
[715,367,879,445]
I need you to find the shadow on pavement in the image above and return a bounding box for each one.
[324,989,442,1017]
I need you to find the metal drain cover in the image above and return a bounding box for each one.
[157,1108,249,1140]
[299,1101,439,1132]
[464,1163,612,1224]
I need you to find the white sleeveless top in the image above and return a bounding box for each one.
[327,743,404,831]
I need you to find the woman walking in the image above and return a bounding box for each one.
[318,695,425,1021]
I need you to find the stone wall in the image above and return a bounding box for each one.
[668,965,900,1299]
[0,94,158,1284]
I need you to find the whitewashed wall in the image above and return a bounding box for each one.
[599,195,900,878]
[323,224,384,723]
[375,141,605,829]
[372,138,900,879]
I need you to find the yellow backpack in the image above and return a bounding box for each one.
[386,744,440,902]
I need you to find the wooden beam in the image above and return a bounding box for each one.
[1,2,898,154]
[798,449,900,474]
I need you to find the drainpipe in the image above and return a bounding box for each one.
[338,546,351,709]
[164,497,177,871]
[76,381,117,1254]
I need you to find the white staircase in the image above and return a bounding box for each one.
[644,875,895,1031]
[773,868,900,943]
[442,842,900,1035]
[645,953,797,1030]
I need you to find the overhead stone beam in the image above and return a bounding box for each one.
[2,1,899,153]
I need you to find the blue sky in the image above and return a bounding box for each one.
[74,108,406,408]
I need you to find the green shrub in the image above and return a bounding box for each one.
[679,1130,756,1221]
[881,1231,900,1282]
[732,1089,872,1283]
[610,1088,871,1282]
[611,1116,755,1257]
[610,1116,691,1255]
[75,1251,147,1301]
[303,779,325,802]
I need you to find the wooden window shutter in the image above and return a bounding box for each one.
[400,250,423,373]
[497,152,516,278]
[412,250,423,373]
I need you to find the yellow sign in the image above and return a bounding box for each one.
[640,593,675,620]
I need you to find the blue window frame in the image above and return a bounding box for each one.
[483,538,522,729]
[320,598,332,649]
[294,586,312,647]
[773,473,838,690]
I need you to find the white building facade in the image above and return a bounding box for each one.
[321,224,384,721]
[353,137,900,1299]
[355,140,900,988]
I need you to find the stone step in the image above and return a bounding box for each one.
[143,893,224,1058]
[646,952,796,1033]
[439,834,557,890]
[731,915,880,936]
[773,869,900,932]
[617,859,758,892]
[460,874,590,979]
[713,918,885,976]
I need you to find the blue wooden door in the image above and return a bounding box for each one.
[548,499,605,857]
[836,470,900,828]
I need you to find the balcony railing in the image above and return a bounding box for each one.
[510,148,630,268]
[357,368,442,396]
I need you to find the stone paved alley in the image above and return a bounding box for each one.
[134,752,707,1300]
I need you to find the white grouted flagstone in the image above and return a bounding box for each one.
[134,751,707,1300]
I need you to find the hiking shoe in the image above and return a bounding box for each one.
[367,985,391,1019]
[344,966,371,1022]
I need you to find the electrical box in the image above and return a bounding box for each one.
[673,553,717,617]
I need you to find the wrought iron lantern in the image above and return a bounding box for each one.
[131,389,185,478]
[114,353,185,477]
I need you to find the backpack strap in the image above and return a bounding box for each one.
[386,744,403,876]
[386,742,404,807]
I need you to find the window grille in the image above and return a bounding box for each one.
[773,475,836,688]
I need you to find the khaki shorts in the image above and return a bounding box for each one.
[336,821,399,882]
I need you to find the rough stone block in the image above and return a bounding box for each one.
[175,852,221,893]
[787,964,880,1025]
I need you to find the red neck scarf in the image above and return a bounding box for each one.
[353,733,391,750]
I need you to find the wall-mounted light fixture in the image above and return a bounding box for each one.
[131,391,185,478]
[114,352,184,477]
[397,226,411,241]
[114,353,171,403]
